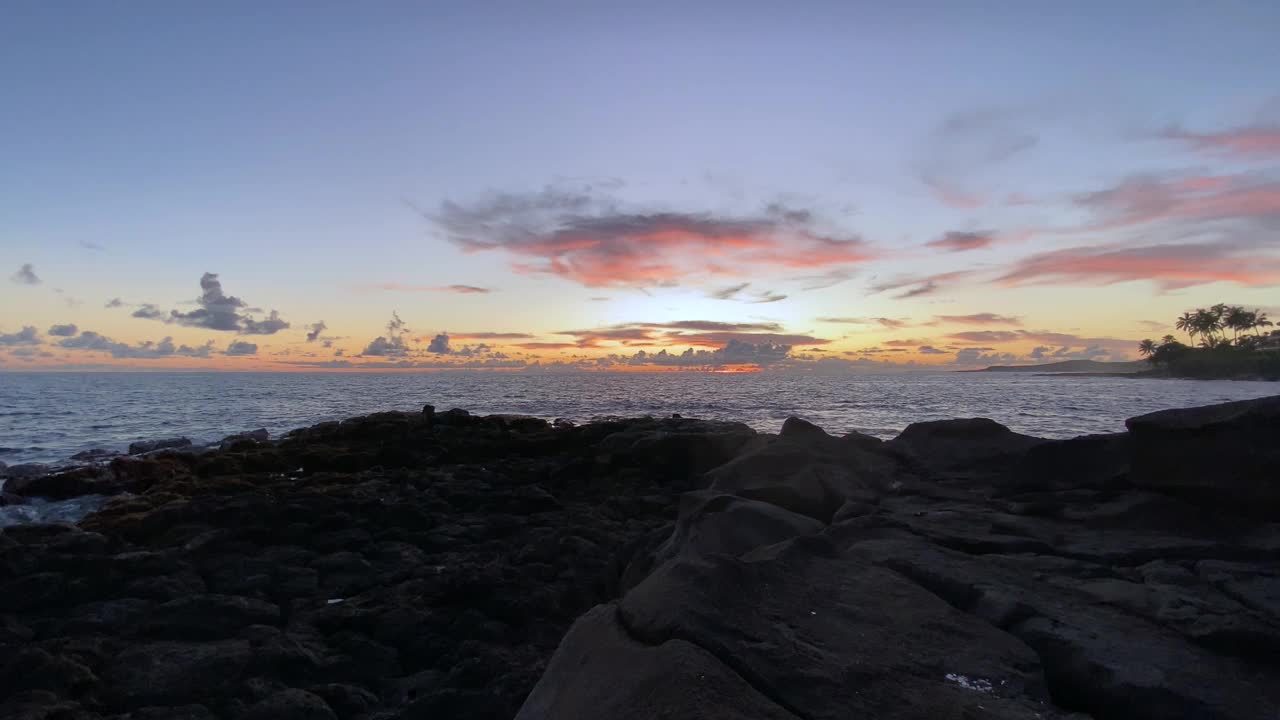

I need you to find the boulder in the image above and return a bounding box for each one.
[887,417,1046,480]
[105,640,252,706]
[128,437,193,455]
[618,537,1070,719]
[595,418,758,481]
[644,491,824,570]
[1,463,51,480]
[141,594,281,640]
[847,535,1280,720]
[5,466,119,499]
[1126,395,1280,512]
[516,605,801,720]
[220,429,270,449]
[241,688,338,720]
[705,428,902,522]
[70,448,122,462]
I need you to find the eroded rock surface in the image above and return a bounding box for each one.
[1,412,754,719]
[523,396,1280,720]
[5,397,1279,719]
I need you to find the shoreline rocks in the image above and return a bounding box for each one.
[2,398,1278,719]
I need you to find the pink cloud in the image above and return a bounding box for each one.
[926,231,994,252]
[998,242,1280,290]
[436,193,874,288]
[1164,125,1280,158]
[1069,174,1280,233]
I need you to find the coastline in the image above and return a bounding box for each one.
[2,398,1279,719]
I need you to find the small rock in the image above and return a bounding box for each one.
[70,448,122,462]
[241,688,338,720]
[1,462,51,480]
[128,437,192,455]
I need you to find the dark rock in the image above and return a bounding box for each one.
[5,465,118,499]
[594,418,757,482]
[1002,432,1130,494]
[516,605,800,720]
[437,408,472,425]
[220,429,269,449]
[2,462,51,480]
[705,429,901,522]
[847,536,1280,720]
[615,537,1066,719]
[307,683,379,718]
[639,491,823,575]
[119,704,218,720]
[1127,395,1280,512]
[141,594,281,640]
[779,415,828,438]
[127,437,192,455]
[887,417,1046,479]
[105,640,252,705]
[70,448,122,462]
[8,402,1278,720]
[241,689,338,720]
[1,647,99,695]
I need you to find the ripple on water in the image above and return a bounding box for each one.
[0,372,1275,465]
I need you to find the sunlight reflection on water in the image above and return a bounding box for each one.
[0,371,1275,464]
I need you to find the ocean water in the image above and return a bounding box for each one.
[1,371,1276,466]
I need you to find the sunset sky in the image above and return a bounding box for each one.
[3,1,1279,372]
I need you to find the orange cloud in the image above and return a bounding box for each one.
[934,313,1021,326]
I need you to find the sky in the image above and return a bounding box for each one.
[2,1,1279,372]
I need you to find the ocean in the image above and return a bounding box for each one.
[1,371,1277,466]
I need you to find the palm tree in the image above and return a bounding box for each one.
[1192,308,1222,344]
[1253,310,1273,336]
[1138,339,1157,358]
[1175,311,1197,343]
[1224,306,1252,341]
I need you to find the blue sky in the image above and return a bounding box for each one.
[2,1,1279,370]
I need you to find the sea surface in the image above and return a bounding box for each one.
[1,371,1277,466]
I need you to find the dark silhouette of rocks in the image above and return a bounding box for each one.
[1,398,1278,719]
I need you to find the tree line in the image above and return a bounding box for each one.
[1139,304,1275,371]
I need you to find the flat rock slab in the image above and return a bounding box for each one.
[619,536,1071,720]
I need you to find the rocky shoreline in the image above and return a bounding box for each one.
[2,398,1279,719]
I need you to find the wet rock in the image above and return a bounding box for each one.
[2,462,51,480]
[70,448,122,462]
[127,437,192,456]
[5,466,118,499]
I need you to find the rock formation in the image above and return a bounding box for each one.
[2,398,1278,719]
